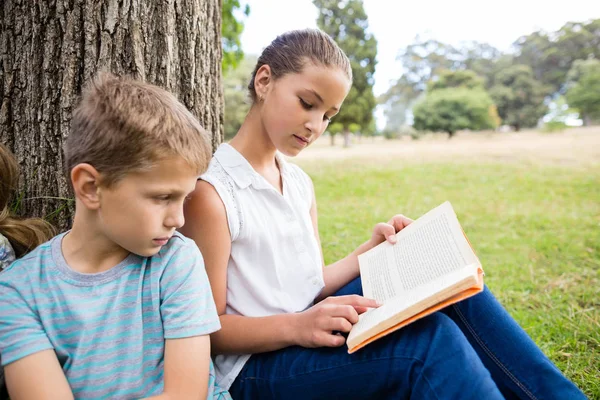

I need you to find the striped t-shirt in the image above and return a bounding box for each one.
[0,231,230,399]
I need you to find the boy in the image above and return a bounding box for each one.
[0,73,230,399]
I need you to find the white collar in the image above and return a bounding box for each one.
[214,143,289,191]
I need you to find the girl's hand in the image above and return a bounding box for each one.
[368,214,413,249]
[293,295,380,348]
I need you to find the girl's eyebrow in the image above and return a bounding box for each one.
[307,89,339,112]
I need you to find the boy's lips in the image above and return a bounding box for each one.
[153,237,171,245]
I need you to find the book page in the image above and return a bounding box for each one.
[349,264,479,343]
[358,201,479,303]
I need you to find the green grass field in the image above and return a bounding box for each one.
[298,157,600,398]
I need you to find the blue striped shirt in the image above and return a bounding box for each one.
[0,231,230,399]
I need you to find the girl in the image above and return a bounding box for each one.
[181,29,585,399]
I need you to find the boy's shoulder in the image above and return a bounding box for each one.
[154,231,202,262]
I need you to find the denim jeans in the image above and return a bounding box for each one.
[230,277,586,399]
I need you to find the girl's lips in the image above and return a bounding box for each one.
[293,134,309,146]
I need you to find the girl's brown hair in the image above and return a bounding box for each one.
[0,143,56,258]
[248,28,352,102]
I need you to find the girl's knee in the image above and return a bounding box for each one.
[390,312,473,359]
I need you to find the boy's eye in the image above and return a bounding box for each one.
[299,98,312,110]
[154,195,171,202]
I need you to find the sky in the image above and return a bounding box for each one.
[240,0,600,127]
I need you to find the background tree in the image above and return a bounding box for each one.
[513,20,600,95]
[223,55,256,139]
[565,58,600,125]
[222,0,250,71]
[380,38,500,134]
[313,0,377,147]
[428,69,485,91]
[413,70,497,137]
[489,65,548,131]
[1,0,223,230]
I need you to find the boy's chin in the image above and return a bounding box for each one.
[130,246,162,258]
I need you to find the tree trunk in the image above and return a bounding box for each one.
[1,0,223,231]
[330,132,335,146]
[343,128,351,148]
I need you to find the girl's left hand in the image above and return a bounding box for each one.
[367,214,413,249]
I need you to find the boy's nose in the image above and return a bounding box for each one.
[165,207,185,229]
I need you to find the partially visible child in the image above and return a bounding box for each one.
[0,143,56,399]
[0,74,230,399]
[0,142,55,270]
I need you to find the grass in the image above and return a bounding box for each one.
[297,158,600,398]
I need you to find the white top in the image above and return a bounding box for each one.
[0,233,16,270]
[200,143,325,389]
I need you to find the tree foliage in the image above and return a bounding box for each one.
[565,58,600,124]
[380,38,502,132]
[513,20,600,94]
[223,55,256,139]
[489,65,547,131]
[222,0,250,70]
[428,69,484,91]
[382,18,600,131]
[313,0,377,137]
[413,70,497,137]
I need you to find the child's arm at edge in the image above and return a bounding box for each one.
[142,335,211,400]
[5,350,74,400]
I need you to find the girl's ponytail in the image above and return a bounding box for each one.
[0,143,55,259]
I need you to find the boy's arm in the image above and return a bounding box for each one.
[5,350,74,400]
[143,335,211,400]
[145,236,221,399]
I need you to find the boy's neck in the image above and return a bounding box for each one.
[62,210,130,274]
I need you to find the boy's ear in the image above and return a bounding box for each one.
[70,163,102,210]
[254,64,272,100]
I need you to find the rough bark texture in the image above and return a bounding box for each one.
[1,0,223,230]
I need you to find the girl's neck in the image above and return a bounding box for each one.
[229,106,279,173]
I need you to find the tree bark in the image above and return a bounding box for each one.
[1,0,223,230]
[343,128,351,148]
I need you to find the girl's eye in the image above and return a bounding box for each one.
[299,98,312,110]
[155,195,171,202]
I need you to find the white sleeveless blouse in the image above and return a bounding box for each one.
[200,144,325,389]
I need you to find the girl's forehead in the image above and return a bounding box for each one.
[287,65,351,101]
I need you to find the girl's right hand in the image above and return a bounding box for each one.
[293,295,380,348]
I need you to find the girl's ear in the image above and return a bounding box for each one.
[254,64,272,100]
[71,163,102,210]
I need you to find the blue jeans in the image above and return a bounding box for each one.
[230,278,586,399]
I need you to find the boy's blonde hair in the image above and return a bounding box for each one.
[64,73,211,187]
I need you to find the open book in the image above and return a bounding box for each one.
[347,201,484,353]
